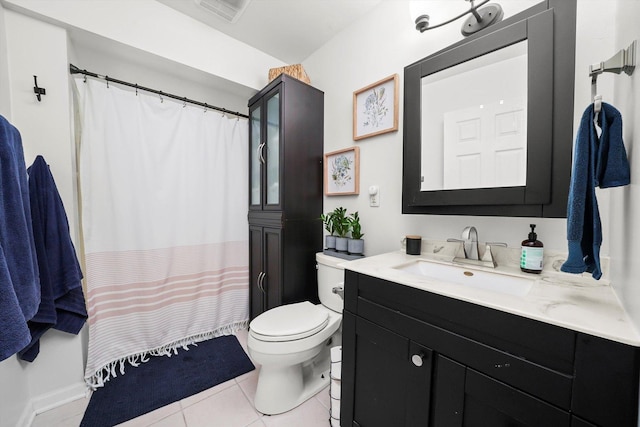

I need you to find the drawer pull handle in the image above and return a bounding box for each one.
[411,354,425,367]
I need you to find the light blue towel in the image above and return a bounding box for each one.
[561,103,630,280]
[0,115,40,361]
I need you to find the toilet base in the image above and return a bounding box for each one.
[254,342,332,415]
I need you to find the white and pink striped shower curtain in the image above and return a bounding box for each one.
[73,78,249,388]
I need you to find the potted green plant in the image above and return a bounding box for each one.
[347,211,364,255]
[332,207,350,252]
[320,212,336,250]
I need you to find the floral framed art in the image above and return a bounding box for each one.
[324,147,360,196]
[353,74,399,141]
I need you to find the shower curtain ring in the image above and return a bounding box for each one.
[183,97,187,108]
[159,91,164,103]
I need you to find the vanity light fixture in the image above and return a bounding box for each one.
[413,0,504,37]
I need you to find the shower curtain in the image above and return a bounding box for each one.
[73,78,249,388]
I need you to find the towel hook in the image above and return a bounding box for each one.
[33,75,46,102]
[589,40,636,78]
[588,40,636,116]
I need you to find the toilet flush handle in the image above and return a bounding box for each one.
[332,285,344,299]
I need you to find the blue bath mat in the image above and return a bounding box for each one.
[80,334,255,427]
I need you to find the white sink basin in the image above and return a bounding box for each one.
[393,260,533,297]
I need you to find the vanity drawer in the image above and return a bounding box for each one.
[346,270,576,375]
[357,297,573,409]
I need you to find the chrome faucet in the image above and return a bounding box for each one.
[447,226,480,260]
[447,226,506,268]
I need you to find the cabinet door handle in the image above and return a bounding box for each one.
[257,272,264,292]
[258,272,266,293]
[258,142,266,164]
[411,353,426,367]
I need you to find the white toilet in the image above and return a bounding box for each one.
[247,252,346,415]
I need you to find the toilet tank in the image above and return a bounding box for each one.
[316,252,348,313]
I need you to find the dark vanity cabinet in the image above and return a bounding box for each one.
[248,74,324,320]
[341,271,640,427]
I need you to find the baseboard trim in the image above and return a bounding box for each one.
[16,400,34,427]
[33,381,88,414]
[18,382,89,426]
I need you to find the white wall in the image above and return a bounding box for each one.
[609,1,640,329]
[305,0,568,257]
[70,33,248,116]
[2,0,283,93]
[0,10,87,427]
[307,0,640,333]
[0,4,10,115]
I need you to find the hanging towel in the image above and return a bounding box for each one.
[18,155,86,361]
[0,115,40,361]
[561,103,630,280]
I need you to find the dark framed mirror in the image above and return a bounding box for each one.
[403,0,576,217]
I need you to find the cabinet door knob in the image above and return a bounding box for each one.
[411,353,425,367]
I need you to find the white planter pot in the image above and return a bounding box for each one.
[348,239,364,255]
[325,235,337,250]
[335,237,349,252]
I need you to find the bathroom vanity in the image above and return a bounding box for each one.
[340,249,640,427]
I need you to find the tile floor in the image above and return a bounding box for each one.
[31,329,333,427]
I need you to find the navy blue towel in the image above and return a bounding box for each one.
[18,155,86,362]
[561,103,630,280]
[0,115,40,361]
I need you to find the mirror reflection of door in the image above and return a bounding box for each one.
[443,97,526,190]
[420,40,528,192]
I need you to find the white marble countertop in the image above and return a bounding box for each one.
[340,241,640,346]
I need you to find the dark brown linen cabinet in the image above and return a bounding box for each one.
[247,74,324,320]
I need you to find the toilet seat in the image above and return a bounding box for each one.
[250,301,329,342]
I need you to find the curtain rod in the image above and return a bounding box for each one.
[69,64,249,119]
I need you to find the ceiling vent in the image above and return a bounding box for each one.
[194,0,252,23]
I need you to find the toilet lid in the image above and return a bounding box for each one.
[250,301,329,342]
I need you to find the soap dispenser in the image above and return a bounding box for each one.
[521,224,543,274]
